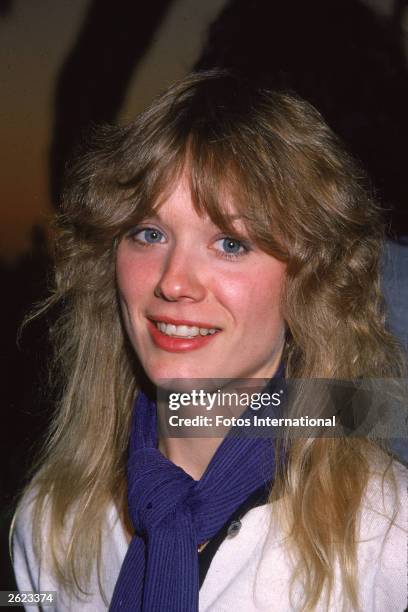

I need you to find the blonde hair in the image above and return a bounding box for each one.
[14,70,405,610]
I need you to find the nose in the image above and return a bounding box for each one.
[154,245,207,303]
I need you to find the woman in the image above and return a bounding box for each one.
[12,71,407,611]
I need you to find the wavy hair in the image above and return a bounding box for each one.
[14,70,405,610]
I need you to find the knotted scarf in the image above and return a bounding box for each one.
[110,371,284,611]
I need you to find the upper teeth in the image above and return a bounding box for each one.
[156,322,217,338]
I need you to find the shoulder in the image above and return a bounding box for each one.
[11,486,128,611]
[200,460,408,612]
[11,486,51,594]
[354,459,407,611]
[358,459,407,563]
[361,457,407,528]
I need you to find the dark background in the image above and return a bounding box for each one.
[2,0,408,595]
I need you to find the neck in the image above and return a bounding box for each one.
[156,355,284,480]
[158,436,222,481]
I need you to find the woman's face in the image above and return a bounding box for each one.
[116,175,286,384]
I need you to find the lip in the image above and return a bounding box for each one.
[146,318,220,353]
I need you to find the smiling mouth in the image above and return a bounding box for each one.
[154,321,218,338]
[146,317,220,352]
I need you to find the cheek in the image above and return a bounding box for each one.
[116,247,160,349]
[215,261,286,325]
[116,246,157,305]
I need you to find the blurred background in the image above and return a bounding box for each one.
[1,0,408,592]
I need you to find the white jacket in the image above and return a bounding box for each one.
[12,461,408,611]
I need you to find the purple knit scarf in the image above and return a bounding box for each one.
[110,373,283,611]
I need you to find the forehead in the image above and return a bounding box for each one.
[149,171,247,231]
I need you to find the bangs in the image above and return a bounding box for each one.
[67,72,297,264]
[188,134,288,260]
[113,129,288,262]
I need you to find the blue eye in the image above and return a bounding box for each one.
[221,238,244,254]
[129,227,165,244]
[215,237,250,259]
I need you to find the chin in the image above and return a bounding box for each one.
[145,360,214,389]
[149,366,206,384]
